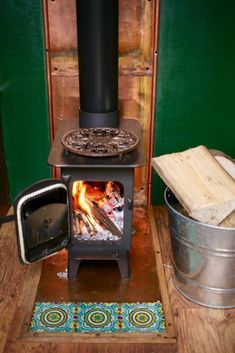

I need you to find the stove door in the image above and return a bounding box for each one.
[14,179,69,264]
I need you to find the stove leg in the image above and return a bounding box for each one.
[117,254,131,279]
[68,257,81,279]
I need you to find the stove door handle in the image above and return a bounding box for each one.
[127,198,133,210]
[62,174,71,183]
[0,214,16,225]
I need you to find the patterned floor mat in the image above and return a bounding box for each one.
[29,302,166,333]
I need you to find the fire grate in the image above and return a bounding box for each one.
[61,128,139,157]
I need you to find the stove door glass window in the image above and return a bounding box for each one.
[72,181,124,241]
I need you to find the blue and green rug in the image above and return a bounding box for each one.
[29,302,166,333]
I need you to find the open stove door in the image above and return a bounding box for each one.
[14,179,69,264]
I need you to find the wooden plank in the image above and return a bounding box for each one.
[148,207,176,340]
[46,0,77,52]
[119,0,142,54]
[216,309,235,353]
[51,76,79,132]
[173,309,229,353]
[152,145,235,225]
[50,56,153,78]
[0,215,25,352]
[46,0,143,54]
[5,341,177,353]
[50,73,148,123]
[0,211,43,353]
[141,0,155,61]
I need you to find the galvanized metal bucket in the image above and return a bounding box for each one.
[165,188,235,308]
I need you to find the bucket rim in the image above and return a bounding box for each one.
[164,188,235,231]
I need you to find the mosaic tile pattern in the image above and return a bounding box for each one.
[29,302,166,333]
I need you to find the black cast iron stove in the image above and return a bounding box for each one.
[52,0,145,279]
[9,0,145,280]
[48,118,145,279]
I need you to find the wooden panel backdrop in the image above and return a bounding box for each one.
[43,0,159,205]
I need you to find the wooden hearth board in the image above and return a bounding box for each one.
[1,207,177,352]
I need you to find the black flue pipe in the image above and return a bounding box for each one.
[76,0,119,128]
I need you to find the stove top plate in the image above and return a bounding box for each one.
[48,118,145,168]
[61,127,139,157]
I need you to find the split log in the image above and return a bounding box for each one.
[152,145,235,225]
[210,149,235,180]
[80,213,95,235]
[74,210,95,236]
[89,201,123,238]
[219,210,235,228]
[210,150,235,228]
[74,210,81,234]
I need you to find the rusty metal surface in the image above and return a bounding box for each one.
[61,127,139,157]
[36,208,161,303]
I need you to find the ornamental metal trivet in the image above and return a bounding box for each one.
[61,128,139,157]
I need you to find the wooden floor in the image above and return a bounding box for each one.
[1,206,235,352]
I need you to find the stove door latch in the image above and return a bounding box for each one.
[62,174,71,182]
[127,198,133,210]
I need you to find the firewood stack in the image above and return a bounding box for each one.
[152,145,235,227]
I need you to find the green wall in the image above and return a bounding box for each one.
[0,1,51,203]
[152,0,235,204]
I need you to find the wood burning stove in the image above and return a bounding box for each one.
[3,0,145,280]
[48,118,145,279]
[12,117,144,279]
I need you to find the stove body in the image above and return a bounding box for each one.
[47,0,145,279]
[48,118,145,279]
[13,0,145,280]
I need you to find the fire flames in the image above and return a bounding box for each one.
[71,181,124,241]
[72,181,96,225]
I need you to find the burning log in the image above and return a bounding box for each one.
[74,209,95,236]
[80,213,95,235]
[88,200,123,238]
[74,210,81,235]
[75,215,81,234]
